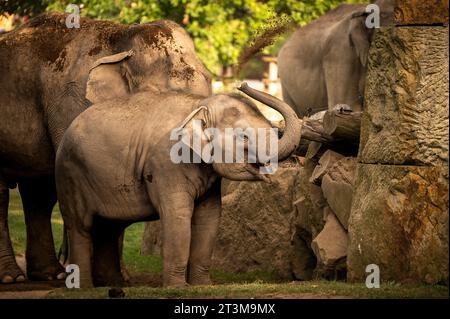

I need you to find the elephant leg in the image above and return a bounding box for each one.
[153,189,194,287]
[0,179,25,283]
[68,227,93,288]
[323,58,362,111]
[18,176,66,281]
[91,218,125,287]
[187,181,221,286]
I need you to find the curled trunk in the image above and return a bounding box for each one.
[238,82,302,161]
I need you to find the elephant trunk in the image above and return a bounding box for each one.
[238,82,301,161]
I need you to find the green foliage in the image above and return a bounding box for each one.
[1,0,50,16]
[5,0,360,76]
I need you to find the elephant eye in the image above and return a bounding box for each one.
[237,132,248,142]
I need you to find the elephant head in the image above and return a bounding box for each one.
[175,83,301,182]
[85,20,212,105]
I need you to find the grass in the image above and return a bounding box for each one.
[122,222,162,273]
[47,281,449,299]
[7,189,449,299]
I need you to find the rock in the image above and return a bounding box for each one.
[290,232,317,281]
[290,153,327,280]
[321,157,357,230]
[359,26,449,166]
[393,0,449,25]
[212,164,301,278]
[309,150,344,185]
[311,211,348,280]
[141,220,161,256]
[347,163,449,285]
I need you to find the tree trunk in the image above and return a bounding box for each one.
[323,110,361,143]
[297,110,361,156]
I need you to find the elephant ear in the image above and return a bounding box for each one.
[86,50,135,104]
[348,13,372,67]
[179,106,214,163]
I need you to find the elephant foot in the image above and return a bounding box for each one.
[187,263,212,286]
[188,276,212,286]
[187,268,212,286]
[0,258,26,284]
[163,274,188,288]
[93,272,125,287]
[27,262,66,281]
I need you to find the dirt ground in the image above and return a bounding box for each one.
[0,274,165,299]
[0,256,164,299]
[0,257,445,299]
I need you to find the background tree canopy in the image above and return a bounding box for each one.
[2,0,360,75]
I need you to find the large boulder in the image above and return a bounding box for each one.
[347,164,449,284]
[212,162,302,278]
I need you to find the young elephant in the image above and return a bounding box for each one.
[55,83,301,287]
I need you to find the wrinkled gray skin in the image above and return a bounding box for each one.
[55,84,300,287]
[0,12,211,283]
[278,1,393,117]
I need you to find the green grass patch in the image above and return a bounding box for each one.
[123,222,162,273]
[47,281,449,299]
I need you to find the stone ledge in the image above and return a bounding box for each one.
[359,26,449,166]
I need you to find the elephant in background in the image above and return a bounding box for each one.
[278,1,394,117]
[55,82,301,287]
[0,12,211,283]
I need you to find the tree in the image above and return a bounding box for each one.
[2,0,360,75]
[1,0,51,15]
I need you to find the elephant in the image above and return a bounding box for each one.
[278,1,394,117]
[0,12,211,283]
[54,82,301,287]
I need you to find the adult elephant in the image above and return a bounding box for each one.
[0,12,211,283]
[55,82,301,287]
[278,1,393,117]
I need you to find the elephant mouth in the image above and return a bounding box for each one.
[245,163,272,183]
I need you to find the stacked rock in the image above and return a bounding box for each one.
[347,0,449,285]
